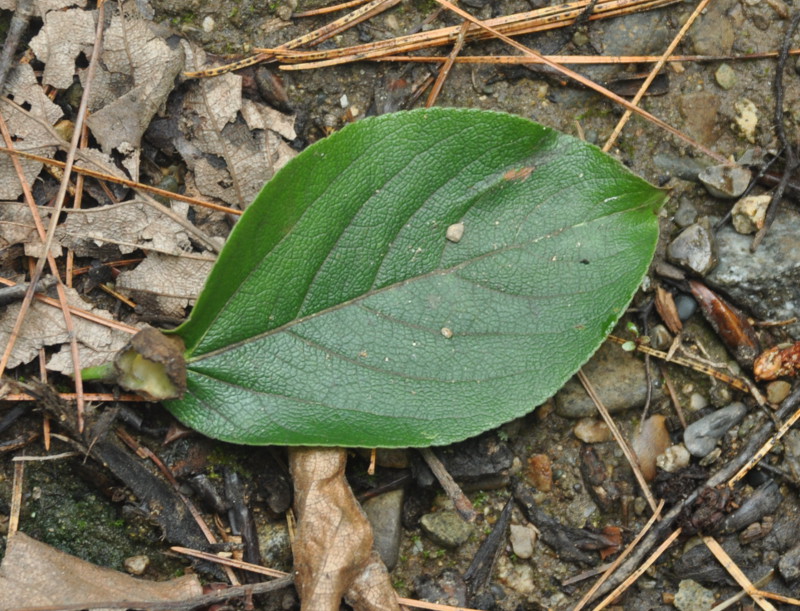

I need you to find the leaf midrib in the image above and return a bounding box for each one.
[186,202,648,364]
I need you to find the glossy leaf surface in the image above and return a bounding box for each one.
[166,108,664,447]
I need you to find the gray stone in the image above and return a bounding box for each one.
[715,63,736,90]
[683,402,747,457]
[362,489,404,570]
[554,340,663,419]
[674,579,715,611]
[707,207,800,337]
[779,543,800,583]
[653,153,708,183]
[698,164,751,199]
[689,0,735,55]
[667,219,718,276]
[420,511,473,549]
[509,524,536,560]
[673,198,698,228]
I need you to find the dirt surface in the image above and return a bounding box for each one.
[2,0,800,609]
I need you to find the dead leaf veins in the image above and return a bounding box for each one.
[290,448,400,611]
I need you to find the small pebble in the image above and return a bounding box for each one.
[673,199,698,228]
[767,380,791,404]
[526,454,553,492]
[698,164,752,199]
[656,444,691,473]
[446,222,465,243]
[688,392,708,412]
[674,579,715,611]
[667,219,718,276]
[573,418,612,443]
[509,524,537,559]
[202,16,215,32]
[779,542,800,583]
[683,402,747,457]
[632,415,671,481]
[734,98,758,143]
[732,194,770,234]
[698,446,722,466]
[674,293,698,321]
[650,324,672,350]
[123,555,149,575]
[420,511,473,549]
[715,63,736,90]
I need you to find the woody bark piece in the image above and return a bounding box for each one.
[289,447,400,611]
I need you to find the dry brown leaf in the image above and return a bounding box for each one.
[85,14,184,172]
[0,532,202,609]
[115,253,214,318]
[177,42,297,209]
[0,64,62,199]
[0,203,55,253]
[0,283,136,372]
[290,448,399,611]
[0,0,89,14]
[28,7,97,89]
[56,199,195,257]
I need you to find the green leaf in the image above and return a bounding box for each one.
[165,108,664,447]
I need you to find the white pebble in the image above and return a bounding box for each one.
[656,444,691,473]
[446,222,465,243]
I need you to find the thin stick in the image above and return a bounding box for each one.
[0,276,138,333]
[265,0,681,65]
[710,572,774,611]
[602,0,713,151]
[727,404,800,487]
[429,0,729,165]
[578,370,658,513]
[592,387,800,601]
[3,392,145,402]
[419,447,477,522]
[294,0,373,18]
[425,20,470,107]
[9,460,24,536]
[0,146,242,217]
[377,49,800,65]
[572,499,665,611]
[607,335,751,392]
[592,528,681,610]
[702,536,776,611]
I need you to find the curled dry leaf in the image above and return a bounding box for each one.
[177,42,297,208]
[56,199,194,257]
[655,285,682,334]
[0,532,202,609]
[28,7,97,89]
[0,284,137,372]
[85,15,184,172]
[290,448,399,611]
[115,253,214,318]
[688,279,761,368]
[0,64,62,199]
